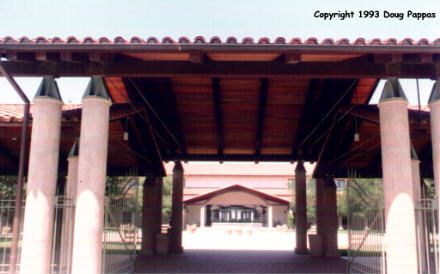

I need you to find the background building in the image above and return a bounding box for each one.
[165,162,314,228]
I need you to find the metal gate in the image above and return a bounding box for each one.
[346,178,386,274]
[102,177,140,274]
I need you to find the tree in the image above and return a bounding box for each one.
[289,178,316,226]
[161,176,173,224]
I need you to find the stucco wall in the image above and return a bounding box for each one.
[271,205,288,226]
[185,175,291,189]
[184,204,202,227]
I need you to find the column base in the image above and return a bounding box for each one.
[294,247,309,255]
[168,246,183,254]
[325,250,340,258]
[167,228,183,254]
[139,250,155,256]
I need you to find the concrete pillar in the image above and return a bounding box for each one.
[267,205,273,228]
[71,77,111,274]
[322,178,339,258]
[315,177,338,258]
[378,78,418,274]
[20,77,63,274]
[140,175,156,256]
[60,141,79,273]
[294,160,308,254]
[169,161,184,253]
[429,80,440,257]
[200,205,206,228]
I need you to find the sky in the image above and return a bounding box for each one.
[0,0,439,104]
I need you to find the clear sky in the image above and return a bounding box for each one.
[0,0,439,104]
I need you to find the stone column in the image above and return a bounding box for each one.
[429,80,440,257]
[322,178,339,258]
[200,205,206,228]
[378,78,418,274]
[60,141,79,273]
[267,205,273,228]
[315,177,325,256]
[169,161,184,253]
[71,77,111,274]
[294,160,308,254]
[140,175,156,256]
[20,77,63,274]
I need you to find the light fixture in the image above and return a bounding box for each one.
[123,118,129,141]
[354,132,360,142]
[354,117,359,142]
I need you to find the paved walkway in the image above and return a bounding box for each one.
[135,229,347,273]
[135,250,347,273]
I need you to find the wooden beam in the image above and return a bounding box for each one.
[373,54,403,64]
[2,60,438,78]
[160,78,186,155]
[255,78,268,156]
[311,79,359,176]
[189,51,205,63]
[212,78,224,157]
[121,117,148,173]
[339,104,430,128]
[35,52,60,62]
[292,79,322,158]
[163,153,314,162]
[133,114,166,176]
[284,53,302,64]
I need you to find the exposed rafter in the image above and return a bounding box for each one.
[212,78,224,157]
[255,78,268,157]
[292,79,322,159]
[158,78,186,156]
[162,153,314,162]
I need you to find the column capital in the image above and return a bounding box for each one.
[379,78,408,103]
[68,139,79,159]
[33,76,63,102]
[295,160,305,172]
[428,80,440,105]
[82,76,112,103]
[173,160,184,173]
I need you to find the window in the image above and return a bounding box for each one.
[335,179,345,190]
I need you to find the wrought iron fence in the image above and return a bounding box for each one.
[0,199,24,273]
[415,199,439,274]
[0,196,75,274]
[346,179,386,274]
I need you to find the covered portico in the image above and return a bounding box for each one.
[0,36,439,273]
[183,184,290,228]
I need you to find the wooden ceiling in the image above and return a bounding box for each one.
[0,40,438,177]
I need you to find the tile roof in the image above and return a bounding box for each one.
[0,104,81,122]
[1,36,440,46]
[183,184,291,205]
